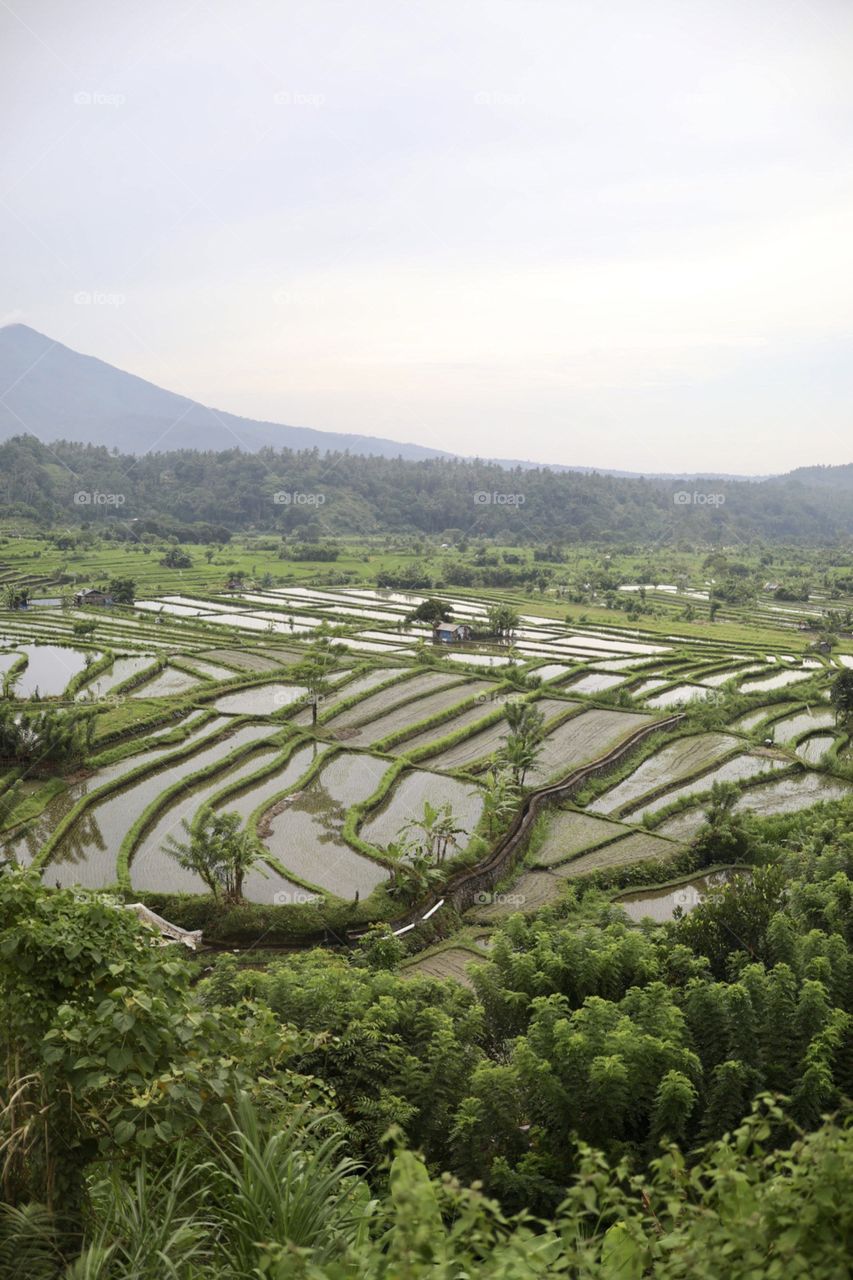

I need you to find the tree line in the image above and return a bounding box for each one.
[4,433,853,542]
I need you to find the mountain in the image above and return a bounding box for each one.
[0,325,769,478]
[0,324,452,461]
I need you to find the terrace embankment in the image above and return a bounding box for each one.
[351,711,685,936]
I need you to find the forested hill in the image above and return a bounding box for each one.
[2,434,853,543]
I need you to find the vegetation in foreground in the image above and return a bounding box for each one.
[0,792,850,1277]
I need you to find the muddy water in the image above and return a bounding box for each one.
[766,708,836,741]
[76,656,156,700]
[733,771,852,816]
[797,735,835,764]
[740,669,813,693]
[444,652,515,668]
[424,697,573,771]
[645,685,711,709]
[213,744,320,821]
[615,868,746,923]
[0,653,21,679]
[529,708,652,784]
[131,667,203,698]
[588,733,738,814]
[214,683,308,715]
[44,724,280,889]
[324,672,462,730]
[130,748,281,894]
[204,612,320,634]
[731,705,795,732]
[395,700,503,757]
[532,664,573,682]
[352,681,494,747]
[9,644,91,697]
[262,752,390,899]
[2,748,175,867]
[632,678,669,697]
[181,658,243,681]
[134,601,212,617]
[144,714,233,746]
[360,770,483,851]
[630,753,789,819]
[290,669,401,727]
[655,808,709,840]
[568,672,626,694]
[198,649,284,672]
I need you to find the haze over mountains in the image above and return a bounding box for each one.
[0,324,453,462]
[0,325,762,479]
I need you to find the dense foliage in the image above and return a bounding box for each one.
[0,704,95,769]
[0,795,850,1276]
[4,434,853,542]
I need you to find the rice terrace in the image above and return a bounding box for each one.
[2,534,852,954]
[3,4,853,1266]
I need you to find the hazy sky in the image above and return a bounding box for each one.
[2,0,853,473]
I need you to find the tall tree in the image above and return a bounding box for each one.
[830,668,853,724]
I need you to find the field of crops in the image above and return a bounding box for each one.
[587,733,739,814]
[552,829,685,878]
[1,562,849,933]
[401,945,486,988]
[533,809,631,867]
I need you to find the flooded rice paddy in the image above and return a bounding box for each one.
[9,644,91,697]
[360,770,483,851]
[588,733,738,814]
[213,683,308,715]
[260,752,390,898]
[733,771,852,815]
[615,868,746,923]
[528,708,652,784]
[44,723,280,889]
[534,809,631,867]
[130,747,282,894]
[629,753,789,820]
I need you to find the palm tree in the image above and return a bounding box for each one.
[500,701,545,786]
[162,810,262,902]
[830,668,853,725]
[401,801,464,866]
[480,767,519,837]
[388,851,446,904]
[505,700,545,741]
[501,734,540,787]
[295,636,347,725]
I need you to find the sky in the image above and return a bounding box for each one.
[2,0,853,474]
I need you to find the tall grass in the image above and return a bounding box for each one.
[0,1096,374,1279]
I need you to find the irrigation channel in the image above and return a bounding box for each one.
[201,712,685,953]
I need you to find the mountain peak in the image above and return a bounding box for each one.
[0,325,451,461]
